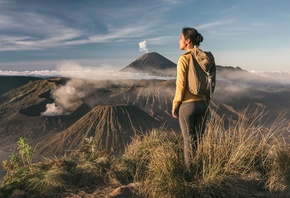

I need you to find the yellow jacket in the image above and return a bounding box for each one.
[172,49,206,111]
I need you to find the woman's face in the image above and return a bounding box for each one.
[179,33,188,50]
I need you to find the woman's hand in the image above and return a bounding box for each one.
[172,108,179,118]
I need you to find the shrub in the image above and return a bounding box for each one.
[17,137,34,166]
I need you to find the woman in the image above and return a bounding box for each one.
[172,27,209,170]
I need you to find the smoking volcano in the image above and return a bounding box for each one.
[120,52,176,76]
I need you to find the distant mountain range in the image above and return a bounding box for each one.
[0,52,290,160]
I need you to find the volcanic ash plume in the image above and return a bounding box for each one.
[41,103,66,116]
[139,40,148,53]
[41,79,92,116]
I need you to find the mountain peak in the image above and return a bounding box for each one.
[120,52,176,76]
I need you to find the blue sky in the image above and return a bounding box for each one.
[0,0,289,72]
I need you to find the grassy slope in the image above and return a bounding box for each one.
[1,109,290,198]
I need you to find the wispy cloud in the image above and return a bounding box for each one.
[0,11,84,51]
[196,19,235,30]
[0,1,177,52]
[161,0,183,4]
[146,36,173,45]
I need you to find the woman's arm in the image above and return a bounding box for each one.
[172,55,188,118]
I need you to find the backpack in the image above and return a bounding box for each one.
[188,47,216,99]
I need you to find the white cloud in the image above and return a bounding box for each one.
[250,70,290,84]
[0,0,188,53]
[56,61,174,80]
[0,1,170,51]
[0,12,84,51]
[196,19,235,30]
[0,61,175,80]
[26,61,174,116]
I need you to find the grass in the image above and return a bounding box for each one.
[1,108,290,197]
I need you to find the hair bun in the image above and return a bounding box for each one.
[196,33,203,43]
[182,27,203,46]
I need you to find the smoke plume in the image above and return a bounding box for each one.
[41,78,90,116]
[139,40,148,53]
[39,61,290,116]
[40,61,174,116]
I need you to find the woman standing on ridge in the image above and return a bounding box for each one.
[172,27,211,170]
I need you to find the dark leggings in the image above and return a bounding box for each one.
[178,101,208,169]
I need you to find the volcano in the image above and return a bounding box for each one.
[120,52,176,76]
[35,104,160,157]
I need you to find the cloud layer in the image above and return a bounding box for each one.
[0,61,175,80]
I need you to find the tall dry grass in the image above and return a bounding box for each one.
[122,130,185,197]
[123,107,290,197]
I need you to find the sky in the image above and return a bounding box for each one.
[0,0,289,73]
